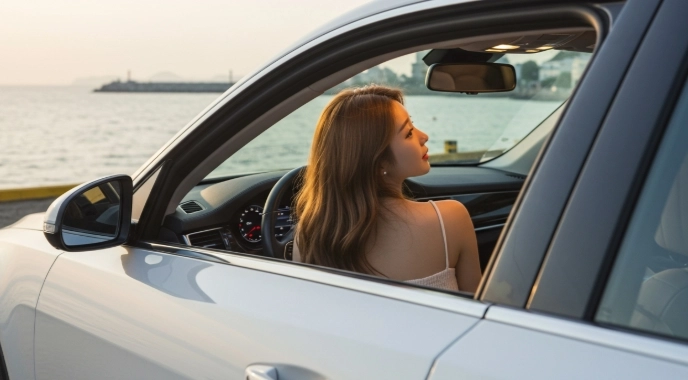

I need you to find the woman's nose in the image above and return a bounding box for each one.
[419,130,429,144]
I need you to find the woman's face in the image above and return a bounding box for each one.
[386,101,430,179]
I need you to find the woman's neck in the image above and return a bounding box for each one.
[380,196,411,212]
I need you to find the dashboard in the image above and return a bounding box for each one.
[179,201,293,253]
[162,171,296,253]
[162,167,526,268]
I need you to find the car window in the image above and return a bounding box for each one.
[596,79,688,341]
[205,49,591,180]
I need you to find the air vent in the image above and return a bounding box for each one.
[506,173,527,180]
[180,201,204,214]
[186,229,225,249]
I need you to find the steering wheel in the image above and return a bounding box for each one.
[261,166,305,259]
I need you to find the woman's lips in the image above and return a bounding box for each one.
[422,152,429,160]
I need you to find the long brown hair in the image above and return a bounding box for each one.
[295,85,405,274]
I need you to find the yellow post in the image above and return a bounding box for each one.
[444,140,457,153]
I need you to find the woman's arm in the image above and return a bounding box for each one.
[448,201,482,292]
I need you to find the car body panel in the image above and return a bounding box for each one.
[35,243,482,379]
[0,219,62,380]
[146,242,489,317]
[485,306,688,366]
[429,316,688,379]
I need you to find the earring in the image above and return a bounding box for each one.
[383,171,387,175]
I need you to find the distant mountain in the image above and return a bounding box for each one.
[71,75,120,87]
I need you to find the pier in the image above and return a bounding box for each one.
[95,80,235,93]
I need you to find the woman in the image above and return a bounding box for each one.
[293,85,481,292]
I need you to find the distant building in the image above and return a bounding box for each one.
[356,66,397,84]
[539,52,590,87]
[411,51,427,81]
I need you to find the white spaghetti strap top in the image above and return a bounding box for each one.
[405,200,459,291]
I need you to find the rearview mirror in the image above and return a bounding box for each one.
[44,175,133,251]
[425,63,516,94]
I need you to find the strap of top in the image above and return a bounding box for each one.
[428,200,449,269]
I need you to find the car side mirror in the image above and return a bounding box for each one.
[425,62,516,94]
[43,175,133,252]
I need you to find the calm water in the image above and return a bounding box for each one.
[0,86,562,189]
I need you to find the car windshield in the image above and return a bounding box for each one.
[205,49,591,179]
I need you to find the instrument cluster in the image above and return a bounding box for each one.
[236,204,293,245]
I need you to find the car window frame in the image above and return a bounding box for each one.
[128,2,613,309]
[594,77,688,344]
[526,0,688,321]
[480,0,658,308]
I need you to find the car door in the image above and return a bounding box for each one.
[431,0,688,377]
[35,243,484,379]
[33,1,623,379]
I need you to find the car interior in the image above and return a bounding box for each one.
[632,153,688,339]
[152,26,598,287]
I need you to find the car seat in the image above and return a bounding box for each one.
[631,153,688,338]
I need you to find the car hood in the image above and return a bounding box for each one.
[5,212,45,231]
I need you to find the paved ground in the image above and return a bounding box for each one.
[0,198,55,228]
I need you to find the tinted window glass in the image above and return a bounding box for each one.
[596,81,688,341]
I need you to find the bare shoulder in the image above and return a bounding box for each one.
[432,199,467,212]
[432,200,471,224]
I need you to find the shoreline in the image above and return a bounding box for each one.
[0,198,55,228]
[0,184,77,229]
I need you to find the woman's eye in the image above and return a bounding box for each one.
[406,129,413,138]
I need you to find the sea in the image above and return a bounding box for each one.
[0,86,563,189]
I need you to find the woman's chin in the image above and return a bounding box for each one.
[410,165,431,177]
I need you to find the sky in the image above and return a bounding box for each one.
[0,0,372,85]
[0,0,563,86]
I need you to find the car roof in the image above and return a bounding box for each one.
[287,0,428,54]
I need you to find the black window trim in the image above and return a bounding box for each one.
[480,0,650,306]
[527,0,688,320]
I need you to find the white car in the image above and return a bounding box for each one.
[2,0,688,378]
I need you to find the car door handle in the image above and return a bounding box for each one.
[245,365,278,380]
